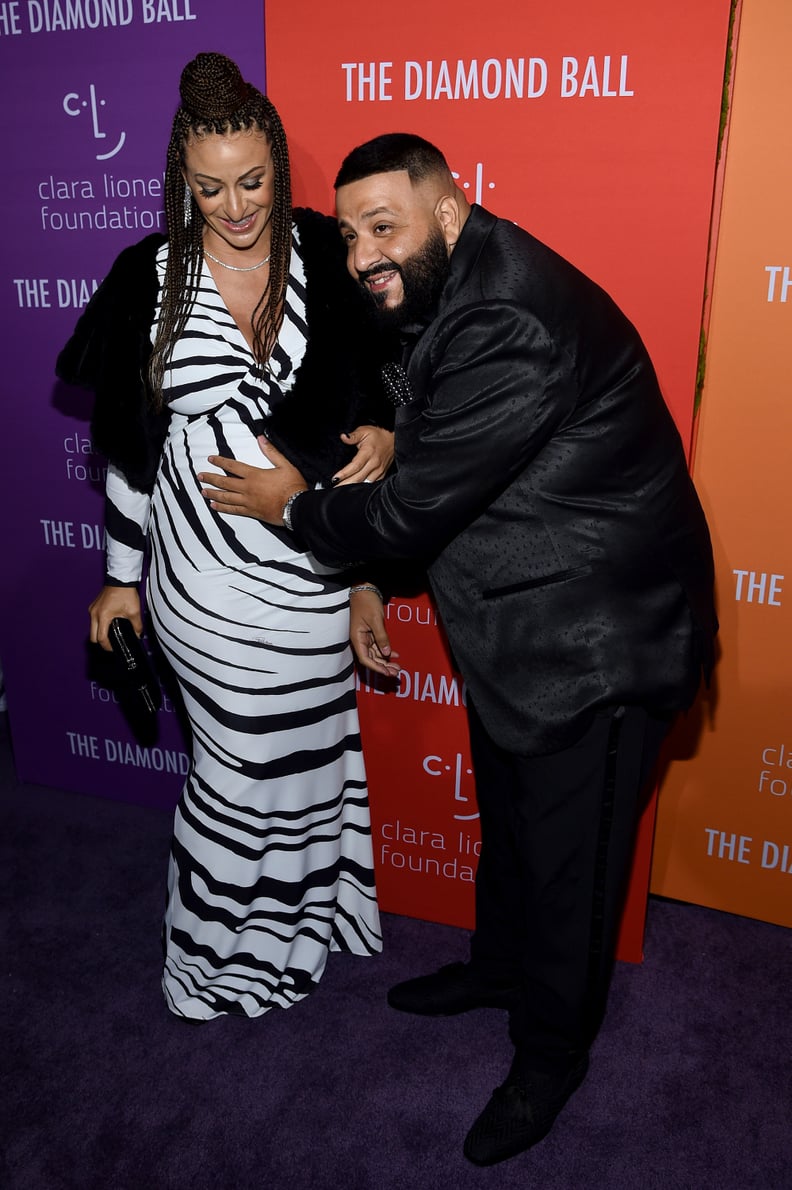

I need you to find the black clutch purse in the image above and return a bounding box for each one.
[107,617,162,717]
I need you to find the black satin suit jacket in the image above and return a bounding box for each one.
[292,205,717,755]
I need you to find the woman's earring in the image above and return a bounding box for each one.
[184,183,192,224]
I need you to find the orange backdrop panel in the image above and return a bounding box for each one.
[652,0,792,927]
[265,0,733,955]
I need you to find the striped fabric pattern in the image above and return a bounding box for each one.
[107,234,382,1020]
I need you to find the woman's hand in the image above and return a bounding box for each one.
[88,585,142,652]
[350,588,400,679]
[333,426,395,486]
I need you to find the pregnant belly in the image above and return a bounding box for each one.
[168,413,274,476]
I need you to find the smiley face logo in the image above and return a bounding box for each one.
[423,751,479,821]
[63,84,126,161]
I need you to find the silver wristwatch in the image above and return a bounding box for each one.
[282,489,304,530]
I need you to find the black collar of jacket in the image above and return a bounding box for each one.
[397,205,496,355]
[440,204,496,308]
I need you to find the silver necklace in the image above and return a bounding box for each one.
[204,248,271,273]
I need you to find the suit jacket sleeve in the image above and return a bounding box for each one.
[291,300,576,564]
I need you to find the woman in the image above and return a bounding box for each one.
[57,53,395,1020]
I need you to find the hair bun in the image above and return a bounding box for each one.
[179,52,251,120]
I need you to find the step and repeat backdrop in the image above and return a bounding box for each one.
[4,1,785,952]
[651,0,792,929]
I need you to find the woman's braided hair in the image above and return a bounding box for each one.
[149,52,292,403]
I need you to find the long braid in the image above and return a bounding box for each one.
[248,95,291,371]
[149,53,292,406]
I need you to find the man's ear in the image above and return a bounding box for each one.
[435,193,462,249]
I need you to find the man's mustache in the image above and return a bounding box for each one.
[357,263,402,284]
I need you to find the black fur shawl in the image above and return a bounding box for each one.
[56,208,392,492]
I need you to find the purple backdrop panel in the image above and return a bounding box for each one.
[0,2,265,806]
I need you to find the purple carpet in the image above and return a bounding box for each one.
[1,716,789,1189]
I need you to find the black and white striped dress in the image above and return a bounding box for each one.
[106,234,382,1019]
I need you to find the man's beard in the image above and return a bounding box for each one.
[358,227,450,330]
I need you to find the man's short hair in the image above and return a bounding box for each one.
[334,132,451,189]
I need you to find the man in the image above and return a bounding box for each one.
[198,133,717,1166]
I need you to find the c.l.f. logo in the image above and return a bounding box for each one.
[63,84,126,160]
[423,752,479,821]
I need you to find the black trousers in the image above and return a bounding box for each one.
[467,703,670,1072]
